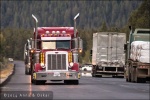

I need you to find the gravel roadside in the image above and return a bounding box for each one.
[0,63,15,86]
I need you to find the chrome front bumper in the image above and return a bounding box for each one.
[33,71,81,81]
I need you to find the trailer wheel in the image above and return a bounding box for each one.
[136,78,146,83]
[97,75,102,77]
[92,69,97,77]
[126,78,129,82]
[127,63,132,82]
[92,73,95,77]
[112,75,116,78]
[129,73,131,82]
[127,73,131,82]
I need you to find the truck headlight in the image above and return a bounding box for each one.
[70,62,74,67]
[40,63,45,68]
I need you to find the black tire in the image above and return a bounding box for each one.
[92,71,96,77]
[114,75,124,78]
[25,68,27,75]
[128,73,131,82]
[28,68,31,75]
[92,73,95,77]
[126,77,129,82]
[64,80,68,84]
[137,78,146,83]
[126,78,128,82]
[127,63,131,82]
[25,67,29,75]
[34,80,46,85]
[31,73,34,84]
[31,72,46,85]
[92,70,97,77]
[30,64,34,84]
[97,75,102,77]
[32,79,46,85]
[64,80,79,85]
[73,80,79,85]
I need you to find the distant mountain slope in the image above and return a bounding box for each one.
[128,0,150,29]
[1,0,142,29]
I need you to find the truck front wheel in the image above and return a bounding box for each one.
[64,80,79,85]
[136,78,146,83]
[31,74,46,85]
[25,67,29,75]
[31,73,34,83]
[34,80,46,85]
[25,67,31,75]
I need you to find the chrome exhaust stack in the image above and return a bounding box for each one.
[74,13,80,38]
[32,14,38,49]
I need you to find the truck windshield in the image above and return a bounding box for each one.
[42,40,70,49]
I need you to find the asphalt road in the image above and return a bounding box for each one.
[1,61,149,100]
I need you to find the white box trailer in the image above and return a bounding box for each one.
[91,32,126,77]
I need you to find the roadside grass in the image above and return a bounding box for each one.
[0,57,14,79]
[0,63,14,79]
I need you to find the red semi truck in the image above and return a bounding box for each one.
[29,13,83,85]
[24,38,33,75]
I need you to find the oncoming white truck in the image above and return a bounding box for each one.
[91,32,126,77]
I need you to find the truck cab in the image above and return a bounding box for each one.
[24,39,32,75]
[30,14,83,85]
[124,27,150,83]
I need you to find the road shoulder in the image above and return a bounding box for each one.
[0,63,15,86]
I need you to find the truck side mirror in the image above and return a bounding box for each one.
[79,38,83,53]
[129,26,131,30]
[71,38,78,49]
[90,50,92,56]
[124,44,127,51]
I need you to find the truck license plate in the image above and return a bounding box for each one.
[53,72,60,76]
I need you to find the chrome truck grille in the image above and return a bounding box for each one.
[47,54,66,70]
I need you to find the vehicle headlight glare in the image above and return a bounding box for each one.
[40,63,45,68]
[70,62,74,67]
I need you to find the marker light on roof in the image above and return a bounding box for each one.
[52,31,55,34]
[56,31,60,34]
[46,31,50,34]
[62,31,66,34]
